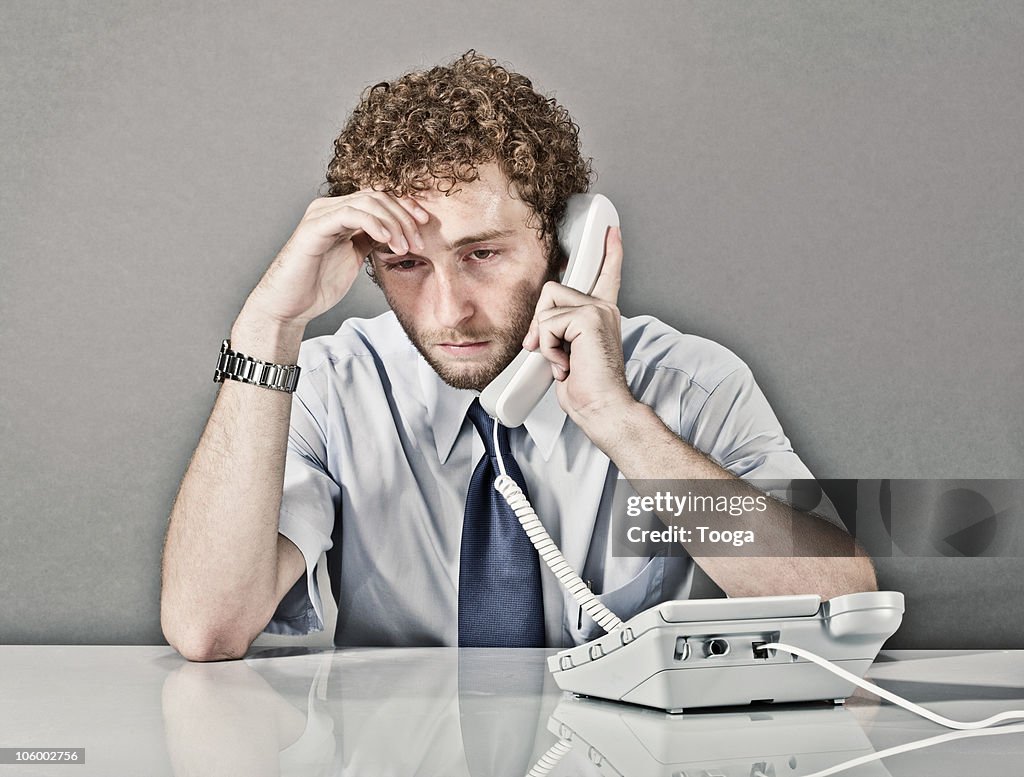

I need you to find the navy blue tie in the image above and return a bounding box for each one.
[458,399,546,647]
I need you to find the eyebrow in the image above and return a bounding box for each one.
[372,228,516,256]
[445,228,516,251]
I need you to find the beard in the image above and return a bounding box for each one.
[387,277,543,391]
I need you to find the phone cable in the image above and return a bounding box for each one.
[762,641,1024,730]
[491,422,623,634]
[751,723,1024,777]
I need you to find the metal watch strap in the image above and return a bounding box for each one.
[213,339,300,393]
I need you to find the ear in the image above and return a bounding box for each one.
[363,253,382,287]
[545,234,568,280]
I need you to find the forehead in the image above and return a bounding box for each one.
[409,163,535,232]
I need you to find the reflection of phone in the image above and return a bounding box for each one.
[479,193,620,427]
[538,698,888,776]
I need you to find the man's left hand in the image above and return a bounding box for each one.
[522,226,637,429]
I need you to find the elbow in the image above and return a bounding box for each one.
[856,554,879,593]
[159,575,277,662]
[849,546,878,593]
[164,626,253,663]
[161,608,256,663]
[827,555,878,599]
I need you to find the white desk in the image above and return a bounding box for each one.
[1,647,1022,776]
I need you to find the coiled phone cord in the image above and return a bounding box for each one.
[522,738,573,777]
[491,423,623,634]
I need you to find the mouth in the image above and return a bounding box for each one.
[436,341,491,357]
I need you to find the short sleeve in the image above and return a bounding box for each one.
[689,366,845,529]
[263,383,339,636]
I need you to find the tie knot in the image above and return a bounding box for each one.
[467,398,511,457]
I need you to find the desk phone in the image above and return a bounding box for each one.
[548,591,904,712]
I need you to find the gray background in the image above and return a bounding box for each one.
[2,1,1021,649]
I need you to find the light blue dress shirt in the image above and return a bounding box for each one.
[266,312,838,647]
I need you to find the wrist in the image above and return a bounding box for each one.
[573,396,654,452]
[230,310,305,364]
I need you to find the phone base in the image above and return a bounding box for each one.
[548,591,904,712]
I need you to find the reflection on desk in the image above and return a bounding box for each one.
[0,647,1022,776]
[540,698,891,776]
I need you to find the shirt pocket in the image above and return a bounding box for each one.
[563,555,667,645]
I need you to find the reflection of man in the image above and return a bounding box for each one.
[161,650,556,777]
[161,51,875,661]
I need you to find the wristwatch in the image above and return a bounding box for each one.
[213,339,301,393]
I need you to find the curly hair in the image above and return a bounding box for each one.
[325,50,593,268]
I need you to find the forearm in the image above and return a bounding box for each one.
[578,400,877,599]
[161,312,305,660]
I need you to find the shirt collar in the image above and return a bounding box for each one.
[416,353,568,464]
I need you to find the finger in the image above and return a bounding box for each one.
[526,280,603,352]
[533,279,596,316]
[535,311,573,375]
[590,226,623,304]
[309,193,426,254]
[308,206,394,255]
[535,303,613,343]
[305,194,371,220]
[363,192,427,251]
[523,317,539,351]
[392,195,431,226]
[337,197,417,255]
[535,303,622,381]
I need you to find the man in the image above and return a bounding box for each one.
[161,52,875,662]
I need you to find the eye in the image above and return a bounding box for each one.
[468,249,498,261]
[382,257,422,272]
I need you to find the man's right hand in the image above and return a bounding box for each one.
[241,191,430,328]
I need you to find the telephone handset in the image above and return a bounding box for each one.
[479,194,620,427]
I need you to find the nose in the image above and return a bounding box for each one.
[431,267,475,330]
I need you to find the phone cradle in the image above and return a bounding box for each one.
[548,591,904,713]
